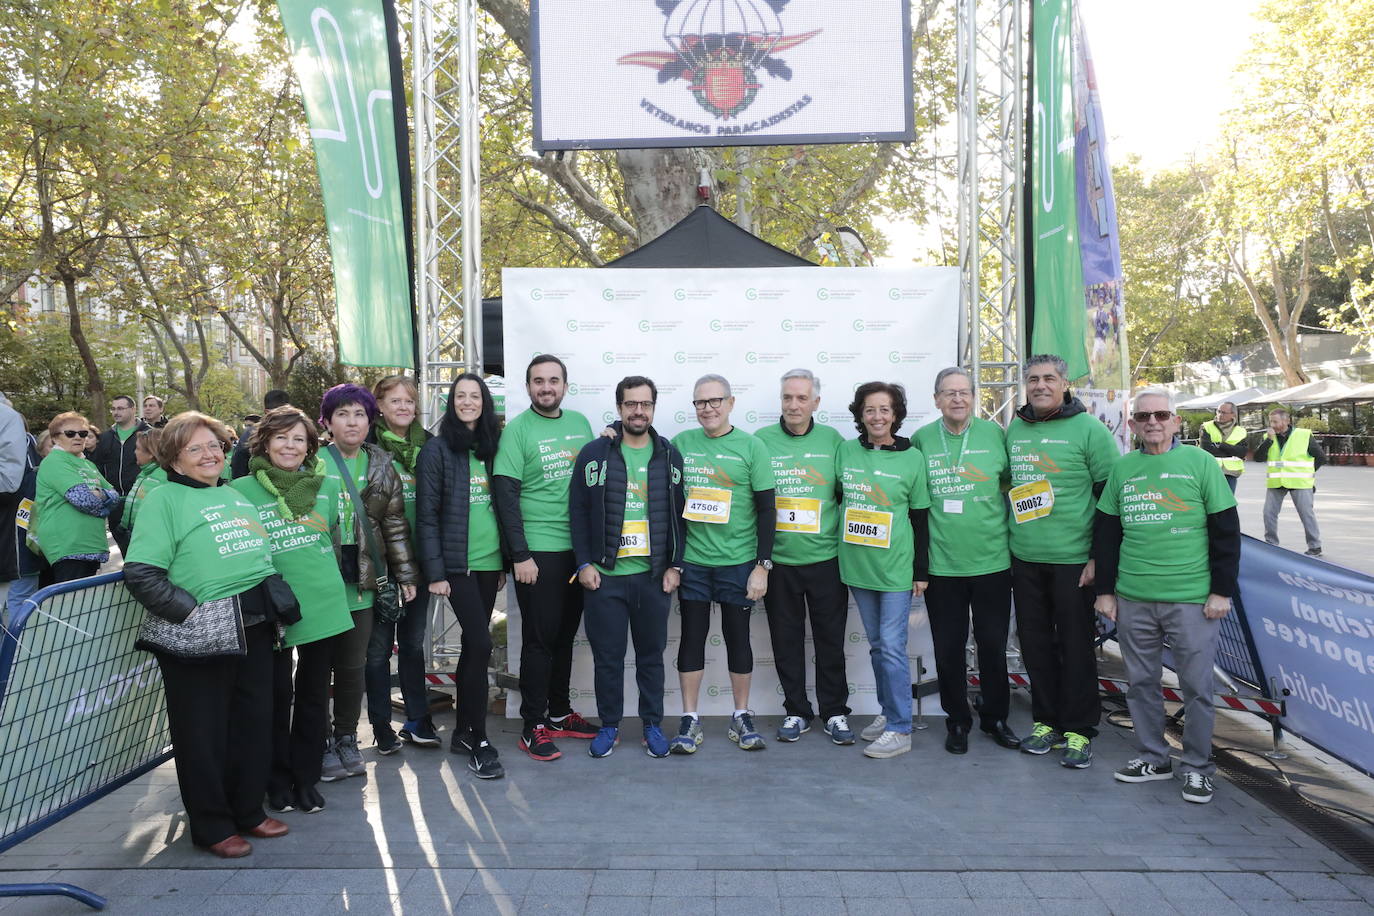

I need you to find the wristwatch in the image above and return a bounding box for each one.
[756,558,774,571]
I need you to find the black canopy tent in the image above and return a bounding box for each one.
[481,205,814,375]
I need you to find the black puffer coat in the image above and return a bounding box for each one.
[415,436,506,581]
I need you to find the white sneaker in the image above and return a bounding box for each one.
[860,715,888,742]
[863,730,911,759]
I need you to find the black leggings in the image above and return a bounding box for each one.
[676,600,753,674]
[449,571,500,740]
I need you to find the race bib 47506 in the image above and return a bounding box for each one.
[843,506,892,548]
[684,486,732,524]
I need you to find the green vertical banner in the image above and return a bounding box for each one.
[278,0,414,368]
[1030,0,1088,380]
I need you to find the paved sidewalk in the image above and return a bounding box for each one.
[1233,464,1373,575]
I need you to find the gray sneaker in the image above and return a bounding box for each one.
[669,715,704,755]
[860,715,888,742]
[336,733,365,777]
[728,711,766,750]
[862,730,912,759]
[320,737,347,782]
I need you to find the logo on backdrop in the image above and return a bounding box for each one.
[618,0,819,131]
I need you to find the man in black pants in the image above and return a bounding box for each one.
[493,355,597,761]
[570,376,686,759]
[913,368,1019,754]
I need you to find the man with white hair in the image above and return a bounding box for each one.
[1093,388,1240,804]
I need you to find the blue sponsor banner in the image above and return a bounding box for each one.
[1237,536,1374,776]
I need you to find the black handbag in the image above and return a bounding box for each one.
[327,444,406,624]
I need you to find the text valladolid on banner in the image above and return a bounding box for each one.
[499,265,957,716]
[278,0,414,367]
[531,0,914,150]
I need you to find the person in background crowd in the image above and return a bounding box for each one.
[914,368,1020,755]
[366,375,437,753]
[93,395,151,498]
[570,376,686,760]
[232,389,289,479]
[669,373,776,755]
[114,428,166,545]
[837,381,930,760]
[82,424,99,458]
[124,412,298,858]
[32,412,120,583]
[35,431,53,459]
[318,384,418,783]
[143,395,168,429]
[754,369,854,746]
[0,393,42,625]
[1095,389,1240,804]
[1006,355,1119,769]
[494,355,598,762]
[1199,401,1247,494]
[1254,407,1325,557]
[416,373,507,778]
[233,406,353,815]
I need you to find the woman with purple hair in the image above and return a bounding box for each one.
[316,384,419,783]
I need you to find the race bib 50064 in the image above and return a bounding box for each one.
[843,506,892,548]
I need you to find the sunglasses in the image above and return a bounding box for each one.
[61,429,91,439]
[1131,410,1174,422]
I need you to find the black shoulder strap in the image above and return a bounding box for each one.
[327,443,388,585]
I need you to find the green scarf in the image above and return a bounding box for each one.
[249,455,325,521]
[376,422,425,473]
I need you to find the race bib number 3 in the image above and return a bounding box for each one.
[843,506,892,549]
[1009,478,1055,524]
[684,486,732,524]
[775,496,821,534]
[617,519,650,557]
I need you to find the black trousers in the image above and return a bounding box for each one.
[269,636,336,795]
[582,571,671,728]
[155,621,274,848]
[514,551,583,726]
[1010,558,1100,737]
[925,570,1013,730]
[763,558,851,721]
[49,558,100,584]
[328,605,373,737]
[450,571,500,740]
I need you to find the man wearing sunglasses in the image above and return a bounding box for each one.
[1092,389,1239,804]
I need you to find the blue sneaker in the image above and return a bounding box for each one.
[589,726,620,758]
[399,718,440,747]
[669,715,704,755]
[728,711,766,751]
[776,715,811,742]
[643,724,669,758]
[823,714,856,746]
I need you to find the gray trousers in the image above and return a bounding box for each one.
[1263,486,1321,551]
[1117,598,1221,776]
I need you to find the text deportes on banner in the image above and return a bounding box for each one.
[277,0,414,368]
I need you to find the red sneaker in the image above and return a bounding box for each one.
[546,711,599,739]
[519,724,562,761]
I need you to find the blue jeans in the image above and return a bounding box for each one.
[365,591,430,734]
[582,572,671,728]
[1,575,41,629]
[851,586,914,733]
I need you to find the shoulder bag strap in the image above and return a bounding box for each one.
[327,443,388,586]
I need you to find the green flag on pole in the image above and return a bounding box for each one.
[1030,0,1088,379]
[277,0,414,368]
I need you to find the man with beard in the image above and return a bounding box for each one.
[570,376,686,759]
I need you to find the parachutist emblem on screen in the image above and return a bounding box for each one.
[619,0,820,120]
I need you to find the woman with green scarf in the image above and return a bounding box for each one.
[364,375,436,752]
[231,406,353,814]
[116,427,167,543]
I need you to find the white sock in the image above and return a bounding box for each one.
[686,712,700,722]
[734,709,749,718]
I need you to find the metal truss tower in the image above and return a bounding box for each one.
[956,0,1026,420]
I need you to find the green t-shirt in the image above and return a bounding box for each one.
[1097,444,1237,606]
[1006,410,1120,565]
[115,424,138,442]
[598,443,653,577]
[393,460,418,535]
[753,421,844,566]
[835,439,931,593]
[32,449,113,561]
[673,426,775,568]
[125,482,276,603]
[121,463,168,532]
[231,475,353,647]
[493,408,593,552]
[467,456,503,571]
[322,449,374,611]
[913,417,1011,577]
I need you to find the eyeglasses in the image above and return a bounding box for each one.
[692,397,726,411]
[182,440,226,457]
[620,400,656,411]
[61,429,90,440]
[1131,410,1174,422]
[937,389,973,400]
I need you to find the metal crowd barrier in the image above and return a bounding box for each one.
[0,572,173,910]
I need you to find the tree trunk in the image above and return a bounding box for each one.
[616,149,701,246]
[58,267,105,419]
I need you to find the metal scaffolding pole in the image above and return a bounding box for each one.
[957,0,1026,421]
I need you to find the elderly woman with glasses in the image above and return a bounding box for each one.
[124,411,301,859]
[31,411,121,583]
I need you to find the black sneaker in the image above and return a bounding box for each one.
[267,788,295,813]
[400,717,441,747]
[546,711,599,739]
[450,726,477,755]
[375,728,402,756]
[469,741,505,779]
[519,723,562,761]
[294,785,326,814]
[1304,548,1322,557]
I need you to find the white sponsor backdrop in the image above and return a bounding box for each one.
[501,265,958,718]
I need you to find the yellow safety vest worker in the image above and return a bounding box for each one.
[1201,420,1246,475]
[1265,427,1316,489]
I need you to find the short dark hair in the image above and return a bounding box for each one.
[526,354,568,385]
[616,376,657,405]
[264,389,290,411]
[848,381,908,436]
[250,406,320,466]
[112,395,135,409]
